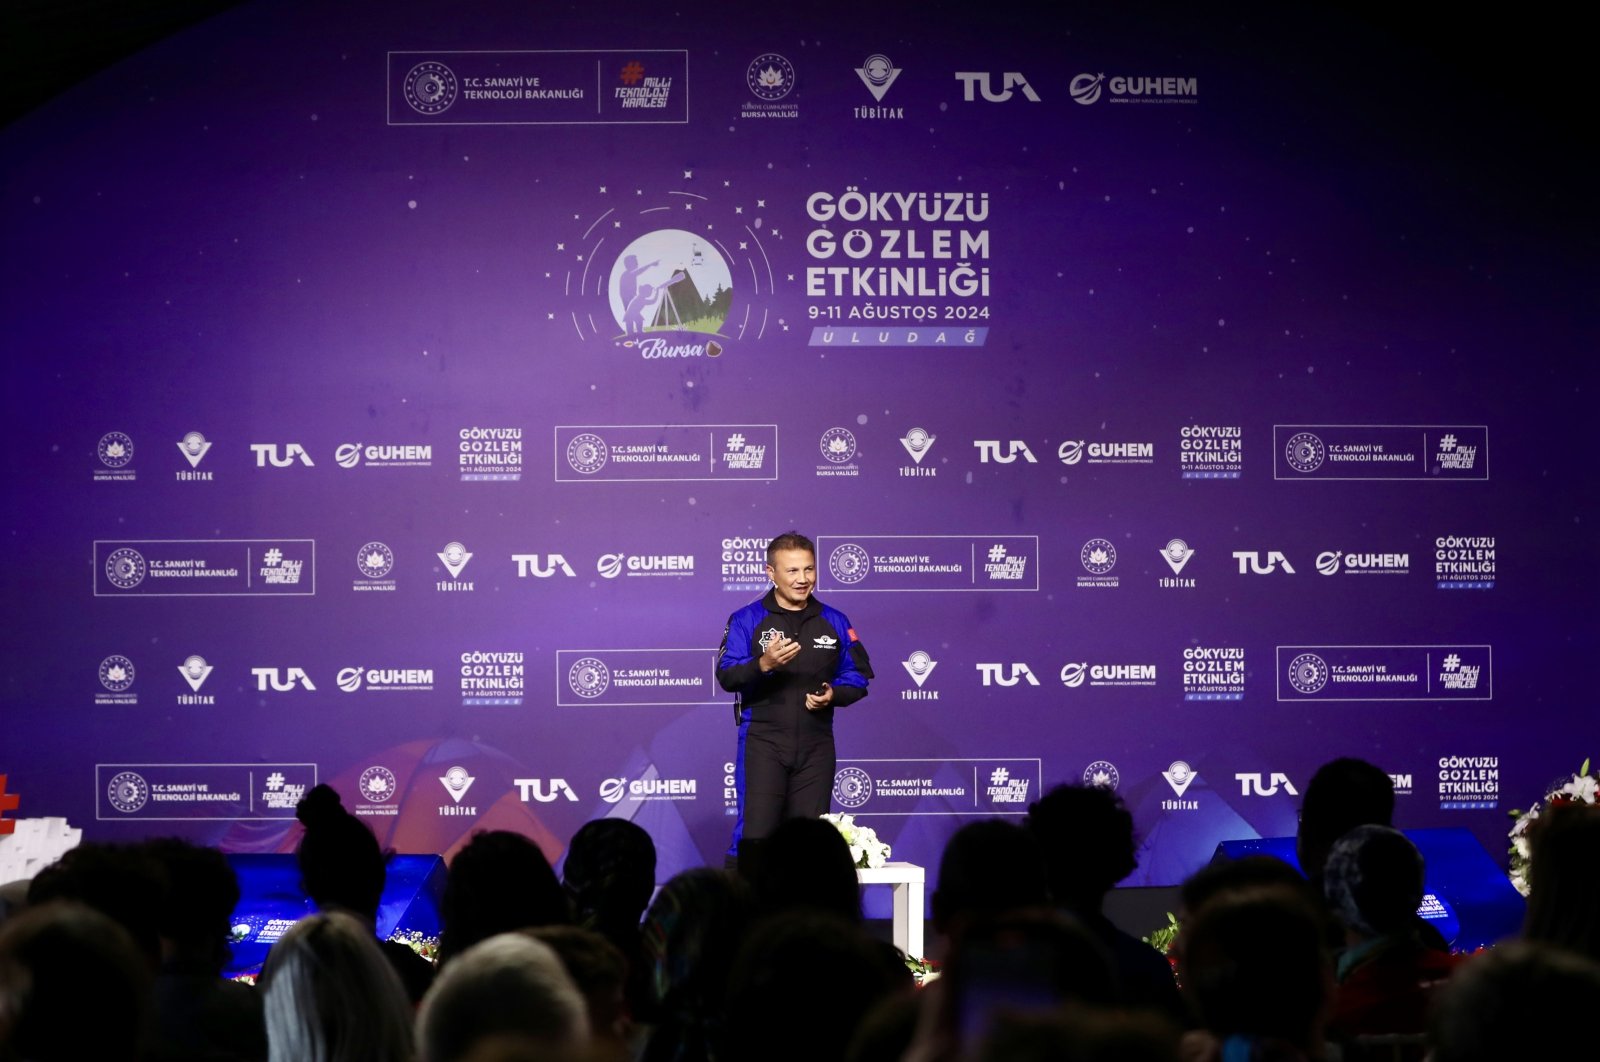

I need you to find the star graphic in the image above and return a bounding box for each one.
[684,203,693,210]
[739,241,748,249]
[547,312,554,319]
[786,273,795,281]
[756,199,766,208]
[599,186,607,193]
[635,189,643,195]
[573,213,580,219]
[556,243,565,251]
[722,179,730,187]
[683,169,693,178]
[614,220,622,228]
[735,206,744,214]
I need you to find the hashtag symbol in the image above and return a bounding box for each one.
[988,545,1006,562]
[989,767,1009,785]
[620,61,644,85]
[265,772,285,790]
[1442,654,1460,671]
[0,775,19,835]
[726,433,745,451]
[1439,434,1457,451]
[263,548,282,566]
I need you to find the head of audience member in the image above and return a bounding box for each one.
[722,909,904,1061]
[417,932,589,1062]
[561,818,657,940]
[1296,758,1394,889]
[259,910,413,1062]
[640,868,754,1059]
[25,842,167,967]
[527,926,631,1058]
[295,783,386,922]
[931,819,1050,942]
[1322,824,1425,943]
[1026,783,1139,915]
[1523,801,1600,962]
[749,815,862,923]
[0,901,154,1060]
[974,1008,1181,1062]
[439,830,570,965]
[1179,885,1332,1058]
[141,836,242,975]
[1430,940,1600,1061]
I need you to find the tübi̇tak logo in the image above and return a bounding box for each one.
[553,182,786,360]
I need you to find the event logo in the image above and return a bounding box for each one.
[902,651,938,696]
[954,72,1039,102]
[1163,761,1199,798]
[974,440,1037,464]
[605,232,733,354]
[105,547,147,590]
[403,61,458,115]
[1287,653,1329,694]
[899,428,937,475]
[252,668,315,692]
[568,657,611,698]
[1284,432,1326,473]
[1083,761,1120,790]
[1180,425,1243,479]
[828,543,871,585]
[107,771,150,814]
[1236,772,1298,796]
[176,432,212,479]
[1068,72,1198,105]
[976,663,1039,687]
[358,766,398,803]
[515,778,579,803]
[1438,755,1498,810]
[459,427,522,481]
[461,650,524,706]
[833,766,872,809]
[439,766,475,804]
[356,542,394,580]
[99,655,136,693]
[1183,646,1246,701]
[178,655,213,693]
[1078,539,1118,588]
[1234,551,1295,575]
[250,444,313,468]
[567,433,608,475]
[1436,534,1495,589]
[720,536,768,592]
[437,541,474,590]
[513,554,576,578]
[986,767,1031,804]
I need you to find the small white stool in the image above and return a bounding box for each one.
[856,861,925,959]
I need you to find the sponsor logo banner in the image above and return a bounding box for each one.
[96,763,316,820]
[94,540,315,596]
[1276,645,1493,701]
[555,648,729,706]
[1274,425,1488,480]
[832,758,1042,815]
[555,425,777,481]
[816,535,1039,592]
[388,50,688,125]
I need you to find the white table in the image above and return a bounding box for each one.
[857,861,925,959]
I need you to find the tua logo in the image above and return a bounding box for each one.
[1233,551,1296,574]
[512,554,576,578]
[252,667,316,692]
[514,778,578,802]
[973,441,1038,464]
[976,663,1040,687]
[250,443,314,467]
[1235,772,1298,796]
[955,72,1040,102]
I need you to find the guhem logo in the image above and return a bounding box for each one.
[335,443,433,469]
[515,778,579,803]
[1060,662,1156,689]
[598,553,695,579]
[1069,72,1197,106]
[336,667,435,693]
[600,776,698,803]
[1058,440,1155,466]
[833,766,872,809]
[1236,773,1298,796]
[955,72,1039,102]
[1316,550,1410,576]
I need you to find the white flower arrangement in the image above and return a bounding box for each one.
[822,812,892,869]
[1508,758,1595,897]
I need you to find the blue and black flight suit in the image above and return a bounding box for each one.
[717,589,872,859]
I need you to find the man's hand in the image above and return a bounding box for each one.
[759,636,801,673]
[805,682,834,711]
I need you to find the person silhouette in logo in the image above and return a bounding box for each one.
[617,254,659,325]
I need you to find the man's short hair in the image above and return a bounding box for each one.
[417,933,588,1062]
[766,532,815,567]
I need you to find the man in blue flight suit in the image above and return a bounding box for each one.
[718,531,872,865]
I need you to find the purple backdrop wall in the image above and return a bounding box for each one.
[3,1,1593,892]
